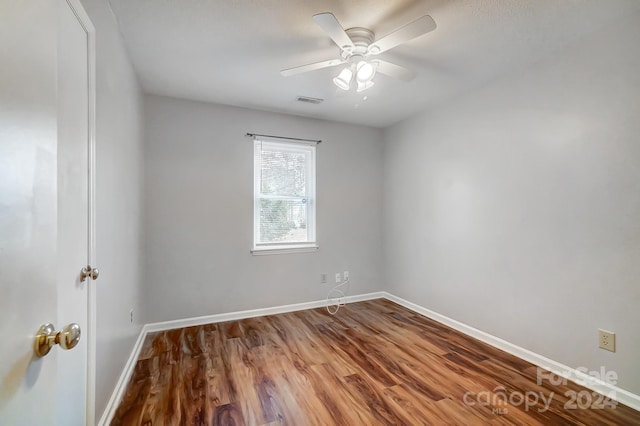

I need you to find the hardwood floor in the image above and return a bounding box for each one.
[112,299,640,425]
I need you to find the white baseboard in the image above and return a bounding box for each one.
[99,290,639,425]
[97,325,148,426]
[381,291,640,412]
[97,292,384,425]
[144,291,385,333]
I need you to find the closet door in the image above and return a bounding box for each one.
[0,0,96,424]
[56,0,96,423]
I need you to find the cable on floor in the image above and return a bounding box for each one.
[326,277,350,315]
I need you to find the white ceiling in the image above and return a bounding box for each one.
[107,0,640,128]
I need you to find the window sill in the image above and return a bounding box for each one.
[251,245,319,256]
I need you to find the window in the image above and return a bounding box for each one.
[253,137,317,254]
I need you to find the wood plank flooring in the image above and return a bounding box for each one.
[112,299,640,425]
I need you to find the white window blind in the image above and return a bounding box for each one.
[253,137,317,253]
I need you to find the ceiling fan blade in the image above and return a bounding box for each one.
[375,60,416,81]
[280,58,345,77]
[369,15,436,54]
[312,12,354,51]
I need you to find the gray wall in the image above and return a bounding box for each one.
[142,95,384,323]
[383,12,640,394]
[80,0,144,419]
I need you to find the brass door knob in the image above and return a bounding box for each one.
[80,265,99,282]
[34,323,81,357]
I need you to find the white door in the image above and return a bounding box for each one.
[0,0,95,424]
[57,0,96,424]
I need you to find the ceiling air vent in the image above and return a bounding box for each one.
[296,96,324,105]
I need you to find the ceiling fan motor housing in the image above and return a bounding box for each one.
[341,27,375,61]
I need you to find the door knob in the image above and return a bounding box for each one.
[80,265,99,281]
[34,323,81,357]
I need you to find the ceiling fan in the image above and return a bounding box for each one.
[281,12,437,92]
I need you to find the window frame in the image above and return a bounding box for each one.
[252,137,318,255]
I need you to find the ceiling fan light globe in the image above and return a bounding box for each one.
[333,78,350,91]
[333,67,353,90]
[356,80,374,92]
[356,61,376,82]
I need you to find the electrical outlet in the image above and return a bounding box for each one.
[335,273,341,283]
[343,270,349,280]
[598,329,615,352]
[321,273,327,284]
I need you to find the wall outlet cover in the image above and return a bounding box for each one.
[598,329,615,352]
